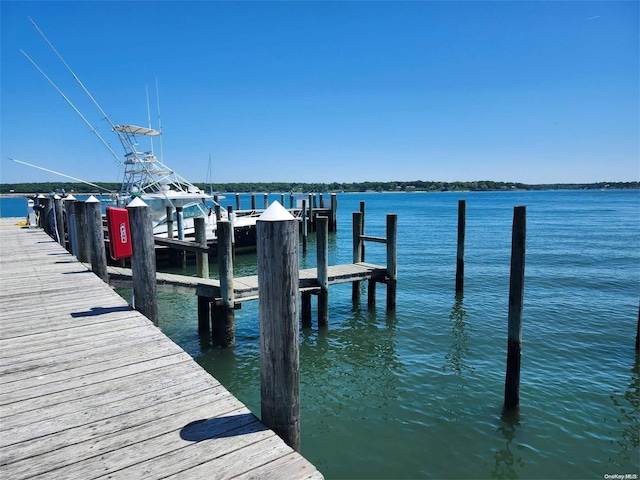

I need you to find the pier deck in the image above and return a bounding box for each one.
[107,262,388,302]
[0,223,323,479]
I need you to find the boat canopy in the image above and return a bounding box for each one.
[113,124,161,136]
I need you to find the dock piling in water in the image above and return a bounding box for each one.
[317,216,329,326]
[456,199,466,294]
[504,205,526,411]
[213,220,236,347]
[257,202,300,451]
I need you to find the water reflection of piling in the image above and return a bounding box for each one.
[444,293,474,375]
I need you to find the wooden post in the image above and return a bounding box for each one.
[53,195,65,246]
[352,211,364,303]
[280,193,285,206]
[301,292,312,328]
[175,206,186,268]
[43,197,54,237]
[368,279,376,307]
[504,206,526,411]
[330,193,338,232]
[85,196,108,283]
[166,206,174,239]
[128,197,159,326]
[263,193,268,209]
[74,200,91,263]
[308,193,314,233]
[213,220,235,347]
[63,195,76,254]
[195,217,209,279]
[301,199,307,254]
[251,194,256,210]
[257,202,300,451]
[235,193,241,210]
[386,213,398,311]
[317,216,329,326]
[360,201,366,261]
[215,204,222,221]
[36,194,45,228]
[456,199,466,294]
[289,192,294,209]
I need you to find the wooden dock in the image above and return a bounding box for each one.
[107,262,388,302]
[0,223,323,479]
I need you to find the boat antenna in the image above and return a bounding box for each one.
[19,49,123,167]
[11,158,115,194]
[156,77,164,163]
[146,84,154,155]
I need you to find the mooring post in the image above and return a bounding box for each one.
[53,195,65,247]
[317,216,329,326]
[42,196,54,237]
[352,211,364,303]
[456,199,466,294]
[213,220,235,347]
[301,199,308,254]
[263,193,268,209]
[386,213,398,310]
[166,206,174,239]
[175,206,186,268]
[504,205,526,411]
[308,193,314,232]
[63,195,76,255]
[280,193,285,206]
[301,292,312,328]
[257,201,300,451]
[289,192,294,209]
[330,193,338,232]
[235,193,241,210]
[74,200,90,263]
[36,194,46,228]
[227,205,236,258]
[85,196,108,283]
[128,197,159,326]
[251,194,256,210]
[195,217,209,279]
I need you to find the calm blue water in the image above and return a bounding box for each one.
[3,190,639,479]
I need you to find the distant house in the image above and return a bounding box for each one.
[405,185,416,191]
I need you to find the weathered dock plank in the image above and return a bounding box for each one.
[0,225,323,479]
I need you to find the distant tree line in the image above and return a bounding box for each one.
[1,180,638,195]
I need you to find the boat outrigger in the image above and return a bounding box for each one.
[18,17,259,243]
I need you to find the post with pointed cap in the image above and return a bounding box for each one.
[128,197,158,325]
[53,195,65,247]
[85,196,108,283]
[212,219,235,346]
[64,195,77,255]
[74,200,90,263]
[257,201,300,451]
[504,206,526,411]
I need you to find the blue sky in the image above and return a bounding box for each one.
[1,1,638,185]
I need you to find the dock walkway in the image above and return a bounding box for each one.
[107,262,388,301]
[0,223,323,479]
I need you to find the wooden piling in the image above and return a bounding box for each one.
[301,292,312,328]
[504,205,526,411]
[127,197,159,326]
[352,211,364,303]
[85,196,108,283]
[386,213,398,311]
[330,193,338,232]
[43,197,54,237]
[456,199,466,294]
[264,193,269,209]
[251,194,256,210]
[235,193,241,210]
[213,220,235,347]
[317,216,329,326]
[166,206,174,238]
[194,217,209,279]
[74,200,91,263]
[257,202,300,451]
[308,194,314,233]
[175,206,186,268]
[63,195,76,254]
[301,199,307,254]
[53,196,65,247]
